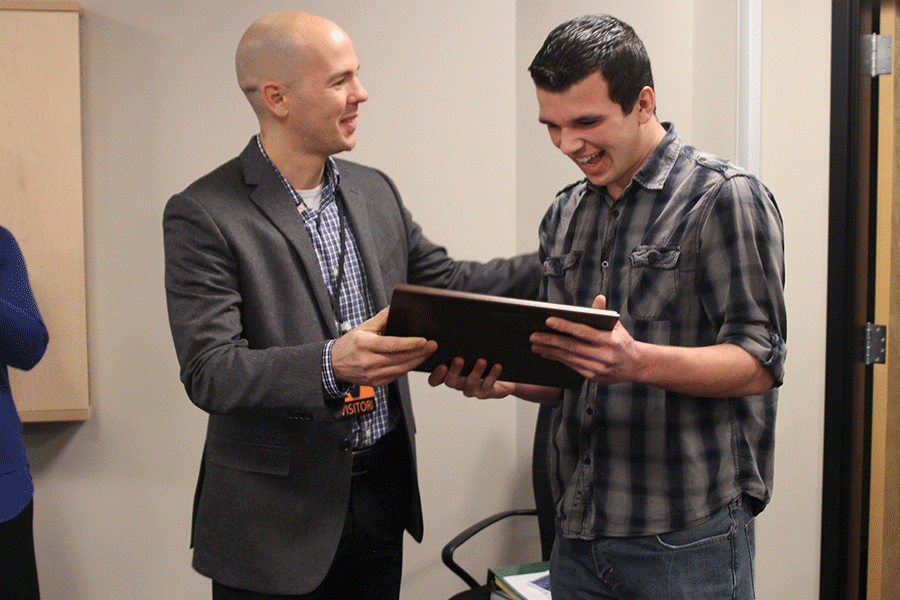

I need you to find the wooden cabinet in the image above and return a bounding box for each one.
[0,1,89,421]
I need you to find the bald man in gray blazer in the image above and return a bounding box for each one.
[163,11,539,600]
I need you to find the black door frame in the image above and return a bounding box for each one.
[822,0,877,597]
[821,0,856,596]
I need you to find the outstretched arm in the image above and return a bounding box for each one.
[530,295,774,398]
[331,307,438,389]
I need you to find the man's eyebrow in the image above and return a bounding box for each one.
[327,66,360,83]
[539,114,603,126]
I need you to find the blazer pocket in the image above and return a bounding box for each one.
[206,435,291,477]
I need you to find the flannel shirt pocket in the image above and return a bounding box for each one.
[542,251,582,303]
[628,245,681,321]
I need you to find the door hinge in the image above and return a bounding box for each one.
[861,34,892,77]
[860,323,887,365]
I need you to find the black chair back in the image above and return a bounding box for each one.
[531,402,558,561]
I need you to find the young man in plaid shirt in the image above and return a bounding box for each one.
[433,14,786,600]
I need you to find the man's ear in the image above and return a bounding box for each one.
[636,85,656,123]
[260,81,290,118]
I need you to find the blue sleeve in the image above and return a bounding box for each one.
[0,227,49,371]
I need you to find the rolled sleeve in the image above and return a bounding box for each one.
[719,322,787,386]
[705,174,787,386]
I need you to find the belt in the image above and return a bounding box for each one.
[351,426,401,476]
[351,443,380,476]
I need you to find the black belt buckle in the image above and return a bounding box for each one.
[351,445,378,476]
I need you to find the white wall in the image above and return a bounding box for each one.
[19,1,830,599]
[755,1,831,597]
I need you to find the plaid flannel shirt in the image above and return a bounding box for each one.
[540,124,787,538]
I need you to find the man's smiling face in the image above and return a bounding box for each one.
[536,71,654,199]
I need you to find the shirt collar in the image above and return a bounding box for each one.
[320,158,341,205]
[629,122,681,192]
[255,135,342,207]
[583,122,681,202]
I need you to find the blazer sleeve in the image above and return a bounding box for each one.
[163,192,340,420]
[372,168,542,300]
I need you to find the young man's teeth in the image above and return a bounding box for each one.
[577,152,600,164]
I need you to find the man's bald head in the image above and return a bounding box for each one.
[235,12,348,114]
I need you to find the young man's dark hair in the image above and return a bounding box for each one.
[528,14,654,114]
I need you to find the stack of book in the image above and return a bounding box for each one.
[488,561,551,600]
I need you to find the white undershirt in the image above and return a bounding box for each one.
[296,183,324,212]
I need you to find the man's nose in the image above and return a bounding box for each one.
[558,127,583,155]
[351,78,369,103]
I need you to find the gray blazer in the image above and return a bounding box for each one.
[163,138,540,595]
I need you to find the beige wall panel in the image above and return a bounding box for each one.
[0,5,89,421]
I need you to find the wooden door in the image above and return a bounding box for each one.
[865,0,900,596]
[822,0,898,597]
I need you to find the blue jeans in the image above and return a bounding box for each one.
[550,496,756,599]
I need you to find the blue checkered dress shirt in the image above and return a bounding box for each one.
[258,137,393,449]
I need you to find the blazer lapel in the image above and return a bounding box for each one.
[239,140,340,337]
[338,178,389,312]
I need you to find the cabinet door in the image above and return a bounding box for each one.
[0,3,89,422]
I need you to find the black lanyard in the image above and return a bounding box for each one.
[329,197,349,333]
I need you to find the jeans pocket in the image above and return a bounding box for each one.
[653,505,733,551]
[649,506,740,598]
